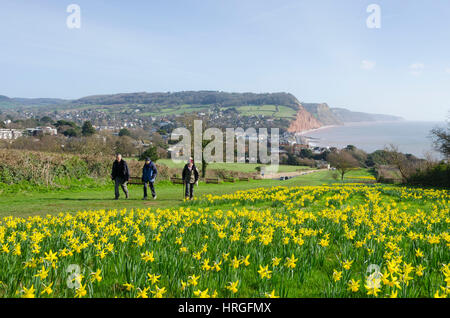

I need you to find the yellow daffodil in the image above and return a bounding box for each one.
[136,287,150,298]
[21,285,35,298]
[347,279,360,292]
[75,284,87,298]
[333,270,343,282]
[285,254,298,269]
[258,265,272,279]
[41,282,53,295]
[226,280,239,294]
[265,289,279,298]
[90,269,102,283]
[123,283,134,291]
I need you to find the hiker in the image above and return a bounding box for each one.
[182,157,199,200]
[142,157,157,200]
[111,153,129,200]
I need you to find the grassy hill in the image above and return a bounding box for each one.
[0,95,67,109]
[0,168,376,217]
[1,91,404,125]
[224,105,297,119]
[137,104,297,119]
[71,91,300,108]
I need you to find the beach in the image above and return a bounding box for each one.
[296,125,338,136]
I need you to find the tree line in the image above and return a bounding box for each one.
[73,91,300,109]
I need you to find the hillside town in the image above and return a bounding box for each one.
[1,109,337,169]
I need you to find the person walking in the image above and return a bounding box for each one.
[142,157,157,200]
[111,153,130,200]
[182,157,199,200]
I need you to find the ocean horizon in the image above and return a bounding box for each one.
[300,120,446,159]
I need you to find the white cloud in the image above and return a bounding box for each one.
[445,67,450,74]
[409,63,425,76]
[361,60,376,70]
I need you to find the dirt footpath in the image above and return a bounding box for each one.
[261,169,327,179]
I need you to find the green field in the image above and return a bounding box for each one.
[134,104,298,118]
[139,104,210,117]
[0,169,374,217]
[1,165,447,299]
[1,179,447,298]
[222,105,297,119]
[57,103,299,119]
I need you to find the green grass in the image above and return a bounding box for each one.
[0,180,298,218]
[139,104,211,117]
[136,103,298,118]
[0,169,376,217]
[49,103,298,119]
[1,182,447,298]
[221,105,297,119]
[1,165,445,298]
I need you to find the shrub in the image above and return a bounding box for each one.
[408,162,450,188]
[0,149,110,187]
[139,145,158,162]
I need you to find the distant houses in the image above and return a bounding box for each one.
[25,126,57,136]
[0,126,57,140]
[0,129,23,140]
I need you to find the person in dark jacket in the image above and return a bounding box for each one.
[111,153,129,200]
[142,157,157,200]
[182,157,199,200]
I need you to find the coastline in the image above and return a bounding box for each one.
[296,125,338,136]
[293,120,443,159]
[296,119,409,136]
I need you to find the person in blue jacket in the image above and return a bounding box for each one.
[142,157,158,200]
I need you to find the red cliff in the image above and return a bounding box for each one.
[288,103,323,133]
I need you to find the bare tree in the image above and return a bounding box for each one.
[66,135,114,156]
[115,136,136,157]
[130,127,150,140]
[327,150,359,181]
[151,132,164,147]
[430,120,449,160]
[383,144,426,183]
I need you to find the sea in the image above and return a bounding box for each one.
[300,121,446,159]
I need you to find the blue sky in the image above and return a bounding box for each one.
[1,0,449,121]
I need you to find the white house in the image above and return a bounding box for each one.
[0,129,23,140]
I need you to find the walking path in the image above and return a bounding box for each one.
[261,168,327,179]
